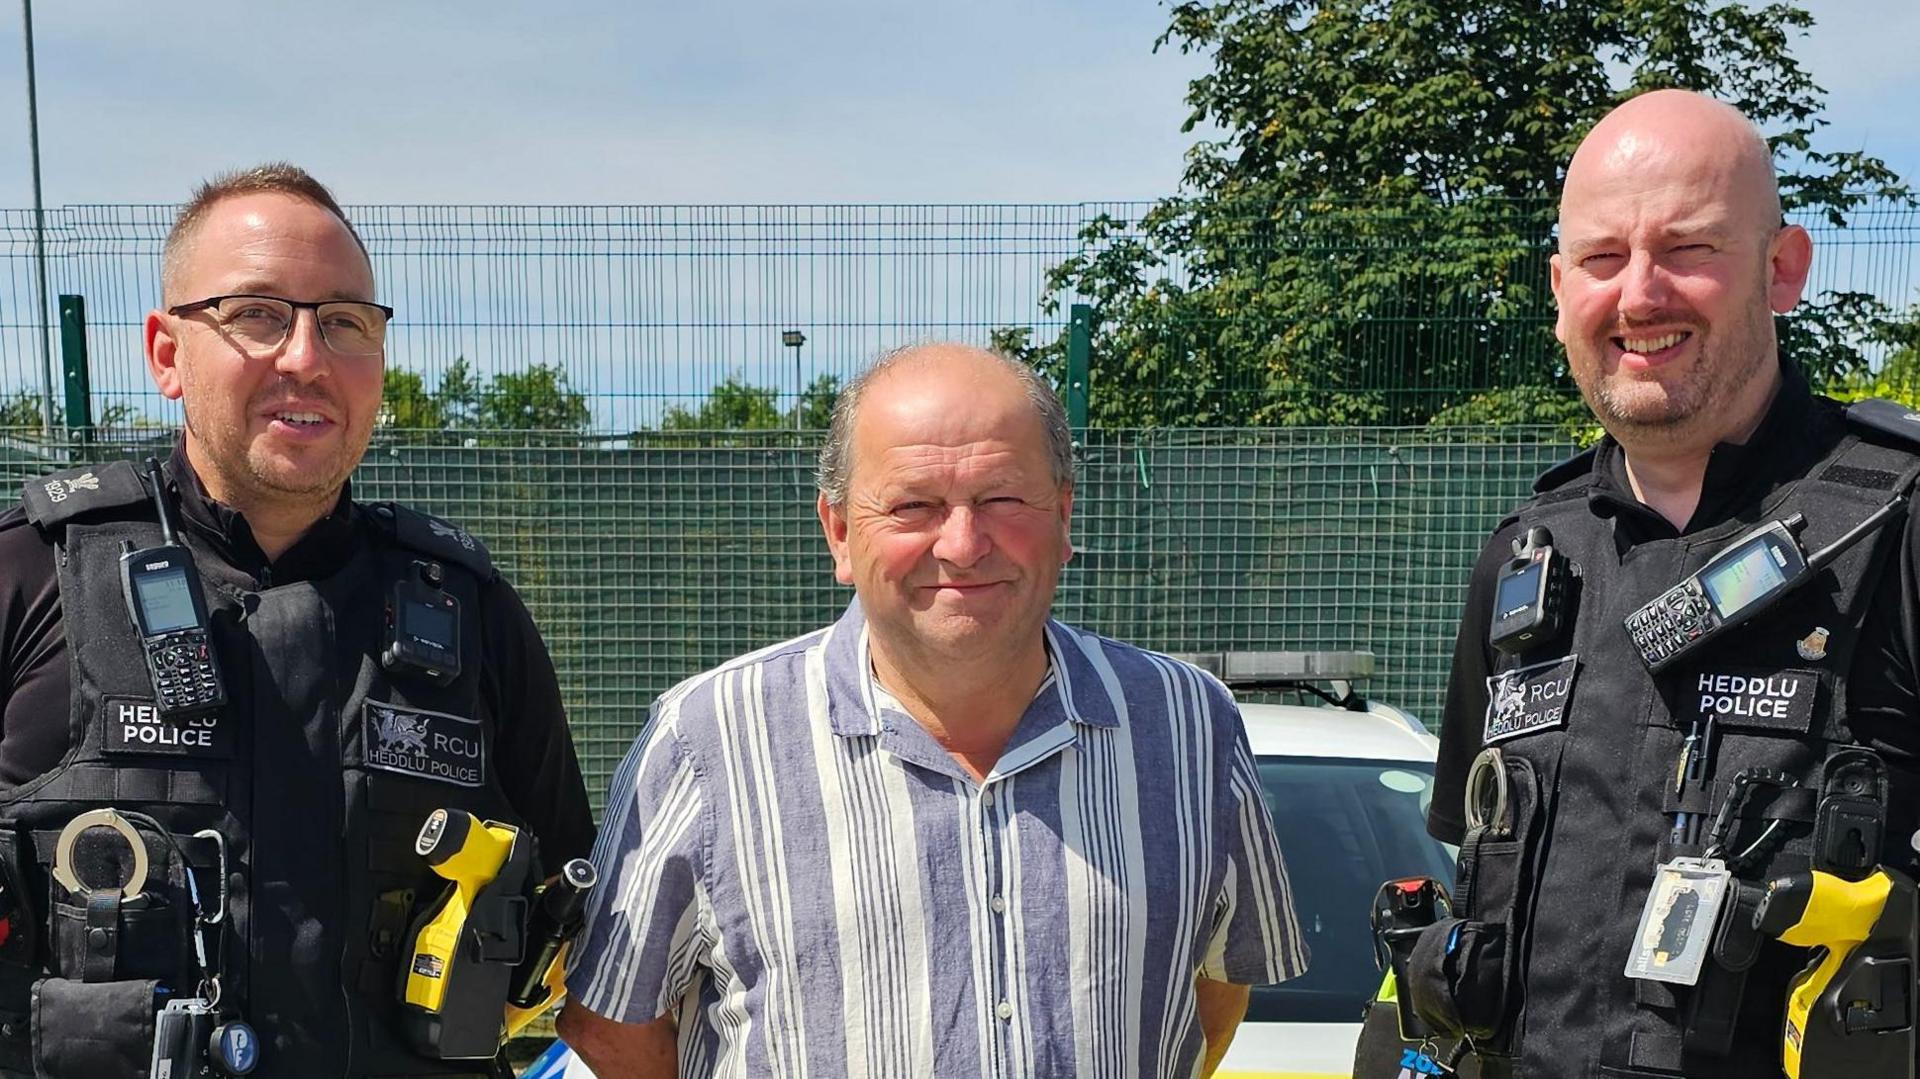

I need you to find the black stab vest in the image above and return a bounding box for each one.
[0,460,524,1078]
[1484,418,1920,1078]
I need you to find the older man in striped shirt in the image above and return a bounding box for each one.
[558,343,1306,1078]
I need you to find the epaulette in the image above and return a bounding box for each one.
[1845,398,1920,452]
[1531,445,1600,495]
[364,502,495,580]
[19,460,148,529]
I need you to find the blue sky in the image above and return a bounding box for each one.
[4,0,1916,207]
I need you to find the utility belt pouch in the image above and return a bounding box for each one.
[1673,877,1770,1058]
[30,976,159,1079]
[1406,917,1508,1040]
[1404,750,1543,1052]
[34,817,216,988]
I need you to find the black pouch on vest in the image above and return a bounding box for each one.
[29,977,158,1079]
[1406,917,1509,1039]
[1403,751,1544,1053]
[48,890,184,985]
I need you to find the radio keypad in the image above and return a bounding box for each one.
[1628,583,1714,665]
[144,633,222,712]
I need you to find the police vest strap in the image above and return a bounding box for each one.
[364,503,495,581]
[83,890,119,983]
[19,460,147,530]
[30,828,224,873]
[1845,398,1920,454]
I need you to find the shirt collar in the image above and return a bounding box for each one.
[820,598,1122,738]
[165,436,358,581]
[1587,354,1823,533]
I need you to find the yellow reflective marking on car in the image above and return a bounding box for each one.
[1214,1071,1347,1078]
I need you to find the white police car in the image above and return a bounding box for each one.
[524,651,1451,1079]
[1180,652,1456,1079]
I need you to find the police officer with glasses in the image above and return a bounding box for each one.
[0,164,592,1077]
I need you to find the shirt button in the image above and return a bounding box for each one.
[996,1000,1013,1021]
[990,894,1007,914]
[982,788,996,806]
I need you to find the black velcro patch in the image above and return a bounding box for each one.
[100,695,233,759]
[1680,667,1819,734]
[1818,464,1899,491]
[363,702,485,788]
[1483,654,1579,744]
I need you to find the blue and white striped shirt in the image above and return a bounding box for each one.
[568,601,1306,1078]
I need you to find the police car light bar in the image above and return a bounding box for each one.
[1170,650,1377,685]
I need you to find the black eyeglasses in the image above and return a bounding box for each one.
[167,294,395,357]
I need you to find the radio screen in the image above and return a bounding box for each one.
[135,565,198,634]
[402,601,455,651]
[1703,542,1787,617]
[1496,562,1542,619]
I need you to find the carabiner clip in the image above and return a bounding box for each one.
[192,829,229,926]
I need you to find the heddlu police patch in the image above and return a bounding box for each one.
[1684,667,1818,733]
[363,702,485,787]
[1484,654,1579,744]
[102,695,233,758]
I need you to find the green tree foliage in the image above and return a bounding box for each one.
[1829,304,1920,408]
[480,364,591,432]
[659,377,783,431]
[1023,0,1909,427]
[797,373,841,430]
[654,373,842,432]
[0,390,144,433]
[380,369,449,431]
[379,358,591,444]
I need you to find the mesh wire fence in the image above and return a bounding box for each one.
[2,197,1916,807]
[0,427,1571,811]
[4,199,1917,432]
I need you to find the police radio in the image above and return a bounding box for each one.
[1627,496,1907,674]
[383,560,461,686]
[1490,526,1573,654]
[120,458,227,719]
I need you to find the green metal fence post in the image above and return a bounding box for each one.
[58,295,92,444]
[1066,303,1091,430]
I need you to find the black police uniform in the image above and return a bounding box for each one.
[1426,360,1920,1078]
[0,442,594,1078]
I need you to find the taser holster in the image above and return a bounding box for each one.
[397,809,536,1061]
[1756,865,1917,1079]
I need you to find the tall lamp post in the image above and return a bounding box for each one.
[781,329,806,425]
[21,0,55,438]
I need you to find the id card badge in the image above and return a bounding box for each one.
[1624,857,1732,985]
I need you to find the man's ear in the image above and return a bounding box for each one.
[1767,224,1814,315]
[145,310,186,400]
[818,492,855,585]
[1549,253,1569,345]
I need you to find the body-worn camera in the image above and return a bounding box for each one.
[1490,526,1572,654]
[382,561,461,685]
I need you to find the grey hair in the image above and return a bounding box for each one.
[816,343,1074,506]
